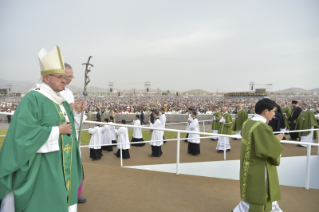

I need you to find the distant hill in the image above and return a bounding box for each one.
[278,87,311,94]
[309,88,319,92]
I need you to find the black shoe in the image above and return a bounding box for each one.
[78,197,86,203]
[282,137,286,140]
[217,150,224,153]
[113,153,117,156]
[233,138,238,140]
[148,154,154,157]
[227,149,231,152]
[297,144,305,147]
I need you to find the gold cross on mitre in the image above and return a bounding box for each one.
[63,143,72,154]
[66,180,71,190]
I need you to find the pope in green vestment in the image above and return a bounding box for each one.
[0,89,83,212]
[295,109,318,139]
[232,108,248,132]
[281,105,292,129]
[0,46,83,212]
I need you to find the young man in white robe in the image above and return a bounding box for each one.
[113,120,130,159]
[188,111,200,155]
[131,115,145,146]
[101,118,113,151]
[149,110,163,157]
[88,124,104,160]
[109,116,117,147]
[184,108,193,142]
[159,108,167,144]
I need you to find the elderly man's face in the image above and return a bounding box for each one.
[43,74,67,92]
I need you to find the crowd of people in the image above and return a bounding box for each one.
[2,95,319,116]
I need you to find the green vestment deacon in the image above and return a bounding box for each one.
[0,91,82,212]
[219,113,233,135]
[240,119,283,212]
[281,106,292,128]
[211,111,221,131]
[295,109,318,139]
[232,109,248,132]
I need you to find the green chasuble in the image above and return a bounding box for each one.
[281,106,292,128]
[219,113,233,135]
[240,119,283,212]
[211,111,221,130]
[0,91,82,212]
[295,109,318,138]
[232,109,248,131]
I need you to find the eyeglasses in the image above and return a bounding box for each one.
[49,75,75,80]
[65,75,75,79]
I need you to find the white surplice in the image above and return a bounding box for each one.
[88,126,103,149]
[133,119,143,139]
[101,125,112,147]
[109,121,117,141]
[188,118,200,144]
[115,127,130,149]
[150,118,163,146]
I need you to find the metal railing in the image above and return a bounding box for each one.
[0,112,318,190]
[82,120,319,190]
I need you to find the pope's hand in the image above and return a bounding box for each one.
[59,122,72,134]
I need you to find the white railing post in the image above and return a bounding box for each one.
[203,121,205,133]
[176,131,180,175]
[317,135,319,155]
[120,142,123,167]
[306,144,311,190]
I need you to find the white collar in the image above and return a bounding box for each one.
[222,112,228,115]
[251,114,267,123]
[303,109,308,112]
[32,82,66,105]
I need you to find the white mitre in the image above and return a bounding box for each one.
[38,45,65,76]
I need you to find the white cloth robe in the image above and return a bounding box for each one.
[109,121,117,141]
[101,125,112,147]
[1,82,79,212]
[188,118,200,144]
[115,127,130,149]
[133,119,143,139]
[150,119,163,146]
[88,126,104,149]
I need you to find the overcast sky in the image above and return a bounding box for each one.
[1,0,318,92]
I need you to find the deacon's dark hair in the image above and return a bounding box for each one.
[121,119,126,124]
[136,115,140,119]
[161,108,165,111]
[104,118,109,122]
[192,111,197,116]
[153,110,159,116]
[110,116,114,121]
[255,98,277,115]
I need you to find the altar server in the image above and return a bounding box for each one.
[114,120,130,159]
[88,124,104,160]
[131,115,145,146]
[188,111,200,155]
[149,110,163,157]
